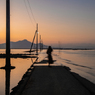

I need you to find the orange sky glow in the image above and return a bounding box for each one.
[0,0,95,47]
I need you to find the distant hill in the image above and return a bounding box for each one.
[0,39,48,49]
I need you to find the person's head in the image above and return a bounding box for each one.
[49,46,52,49]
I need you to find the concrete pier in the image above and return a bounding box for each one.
[20,66,95,95]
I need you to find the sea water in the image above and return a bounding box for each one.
[0,49,95,95]
[0,49,38,95]
[53,50,95,84]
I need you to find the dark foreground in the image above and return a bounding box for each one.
[13,66,95,95]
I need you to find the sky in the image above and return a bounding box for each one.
[0,0,95,47]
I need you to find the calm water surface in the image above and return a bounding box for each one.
[0,49,95,95]
[0,49,44,95]
[53,50,95,84]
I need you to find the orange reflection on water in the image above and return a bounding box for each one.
[10,58,36,90]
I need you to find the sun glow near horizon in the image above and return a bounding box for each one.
[0,0,95,46]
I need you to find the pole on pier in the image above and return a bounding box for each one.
[0,0,15,69]
[58,41,60,53]
[6,0,11,67]
[30,31,37,52]
[0,1,15,95]
[36,23,38,55]
[5,69,11,95]
[40,35,41,51]
[42,40,43,50]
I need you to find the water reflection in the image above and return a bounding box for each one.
[0,49,42,95]
[5,68,11,95]
[0,56,15,95]
[5,58,15,95]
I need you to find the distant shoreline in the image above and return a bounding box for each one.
[0,48,95,50]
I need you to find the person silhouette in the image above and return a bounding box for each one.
[46,46,53,66]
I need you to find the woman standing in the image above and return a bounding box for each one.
[46,46,53,66]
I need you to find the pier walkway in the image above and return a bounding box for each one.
[21,65,95,95]
[11,53,95,95]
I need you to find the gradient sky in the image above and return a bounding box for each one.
[0,0,95,46]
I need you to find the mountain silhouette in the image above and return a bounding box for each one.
[0,39,48,49]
